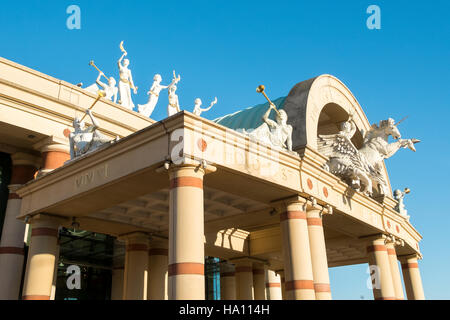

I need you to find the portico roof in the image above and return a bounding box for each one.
[213,96,286,130]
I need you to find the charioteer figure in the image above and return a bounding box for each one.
[69,108,118,159]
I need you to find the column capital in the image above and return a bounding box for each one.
[398,253,422,262]
[219,261,236,273]
[148,238,168,249]
[385,234,405,247]
[229,257,267,265]
[11,152,41,167]
[27,213,69,226]
[360,233,390,244]
[158,159,217,175]
[33,136,70,154]
[118,231,151,243]
[271,195,308,210]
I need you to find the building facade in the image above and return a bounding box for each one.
[0,57,424,300]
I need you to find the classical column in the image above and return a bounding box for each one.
[22,215,61,300]
[279,197,315,300]
[220,261,236,300]
[366,235,396,300]
[111,267,124,300]
[265,268,282,300]
[386,242,405,300]
[168,165,205,300]
[33,136,70,177]
[307,207,332,300]
[111,239,124,300]
[50,244,60,300]
[121,232,149,300]
[400,254,425,300]
[252,263,266,300]
[0,152,39,300]
[234,259,254,300]
[148,241,168,300]
[278,270,286,299]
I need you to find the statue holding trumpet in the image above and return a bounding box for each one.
[85,60,118,103]
[117,41,137,110]
[69,100,119,159]
[240,85,293,152]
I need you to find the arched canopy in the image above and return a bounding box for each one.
[283,74,371,150]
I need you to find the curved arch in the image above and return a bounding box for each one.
[283,74,371,150]
[283,74,392,194]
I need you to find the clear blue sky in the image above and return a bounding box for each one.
[0,0,449,299]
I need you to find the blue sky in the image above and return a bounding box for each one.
[0,0,449,299]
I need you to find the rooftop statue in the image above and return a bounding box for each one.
[137,73,178,118]
[167,71,182,117]
[239,85,294,152]
[117,41,137,110]
[192,97,217,116]
[318,116,420,196]
[69,107,118,159]
[84,61,118,103]
[394,188,410,219]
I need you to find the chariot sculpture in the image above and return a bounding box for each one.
[318,116,419,196]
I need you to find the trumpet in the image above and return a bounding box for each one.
[89,60,110,82]
[256,85,280,117]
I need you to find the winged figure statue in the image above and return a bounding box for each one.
[318,116,419,197]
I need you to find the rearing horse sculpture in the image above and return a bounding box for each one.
[318,117,419,196]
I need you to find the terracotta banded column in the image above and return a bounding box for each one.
[386,242,404,300]
[121,232,149,300]
[34,136,70,177]
[168,165,205,300]
[22,215,61,300]
[234,259,254,300]
[148,241,168,300]
[366,235,396,300]
[400,255,425,300]
[0,152,39,300]
[220,261,236,300]
[307,207,332,300]
[279,198,315,300]
[265,268,282,300]
[253,263,266,300]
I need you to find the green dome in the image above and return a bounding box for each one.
[213,96,286,130]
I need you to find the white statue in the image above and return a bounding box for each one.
[69,109,117,159]
[167,71,182,117]
[394,188,410,218]
[192,97,217,116]
[137,74,177,118]
[318,117,420,196]
[84,71,118,103]
[240,102,293,152]
[117,43,137,110]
